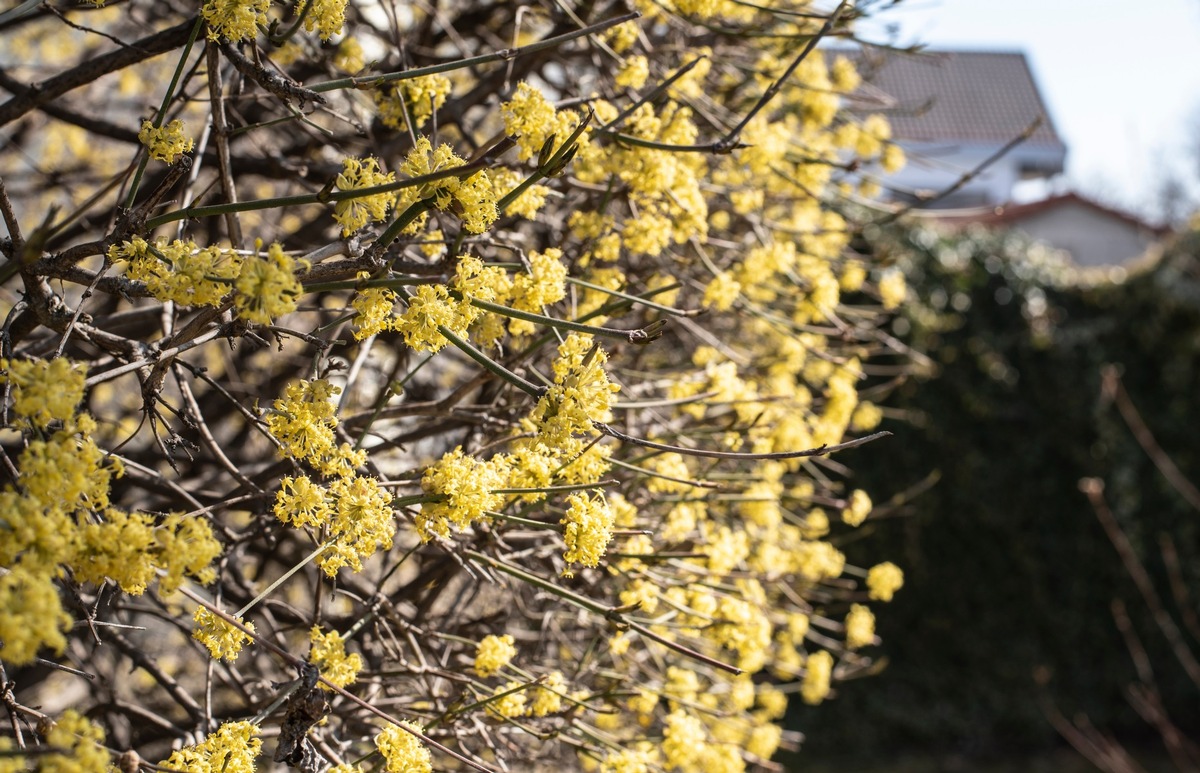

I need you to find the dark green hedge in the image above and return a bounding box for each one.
[796,225,1200,759]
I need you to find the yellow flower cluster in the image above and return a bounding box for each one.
[161,720,261,773]
[867,561,905,602]
[110,235,240,308]
[473,633,517,677]
[202,0,270,41]
[842,488,873,527]
[265,378,366,477]
[523,334,620,448]
[800,649,834,705]
[560,491,616,574]
[530,671,566,716]
[393,284,465,353]
[844,603,876,650]
[192,606,255,662]
[375,722,432,773]
[42,710,111,773]
[310,625,364,688]
[500,81,564,162]
[396,137,498,234]
[334,156,398,236]
[486,681,527,719]
[234,242,305,325]
[0,356,84,428]
[416,447,507,541]
[0,359,220,665]
[879,268,908,310]
[350,279,397,340]
[375,74,452,131]
[138,118,193,163]
[303,0,348,40]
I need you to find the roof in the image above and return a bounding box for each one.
[850,49,1066,149]
[931,190,1166,234]
[968,192,1171,236]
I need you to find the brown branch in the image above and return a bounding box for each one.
[1100,364,1200,511]
[1079,478,1200,687]
[593,423,890,461]
[0,18,196,128]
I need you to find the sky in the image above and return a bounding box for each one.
[857,0,1200,218]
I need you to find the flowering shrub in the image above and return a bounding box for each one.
[0,0,910,770]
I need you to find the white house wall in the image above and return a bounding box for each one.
[1011,203,1155,267]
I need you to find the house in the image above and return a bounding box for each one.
[853,49,1167,265]
[942,193,1170,268]
[854,49,1067,207]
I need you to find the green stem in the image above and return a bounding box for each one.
[235,541,331,618]
[492,479,618,496]
[487,511,563,531]
[354,353,436,450]
[437,324,546,398]
[144,161,476,230]
[306,12,639,94]
[469,298,664,345]
[125,17,204,210]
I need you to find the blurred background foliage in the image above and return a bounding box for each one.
[792,222,1200,764]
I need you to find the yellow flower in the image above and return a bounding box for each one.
[156,513,222,594]
[879,268,907,310]
[801,649,833,705]
[392,284,463,353]
[501,82,558,162]
[851,400,884,432]
[74,509,158,595]
[560,491,616,574]
[334,36,365,73]
[333,157,398,236]
[265,378,342,468]
[0,566,72,665]
[0,357,85,428]
[309,626,364,689]
[303,0,347,40]
[192,607,255,662]
[351,281,397,340]
[202,0,270,41]
[841,488,872,527]
[662,709,706,768]
[528,671,566,716]
[161,721,261,773]
[397,138,498,233]
[615,55,649,89]
[376,722,432,773]
[844,603,876,649]
[486,681,527,719]
[375,74,452,132]
[473,634,517,677]
[866,561,905,602]
[273,475,330,529]
[317,474,396,576]
[138,118,193,162]
[43,709,111,773]
[111,236,240,308]
[416,448,508,541]
[235,242,304,325]
[702,271,741,311]
[524,334,619,446]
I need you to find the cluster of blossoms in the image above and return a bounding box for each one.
[138,118,193,163]
[108,237,304,325]
[0,359,221,666]
[268,379,394,576]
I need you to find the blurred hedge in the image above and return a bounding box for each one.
[794,224,1200,759]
